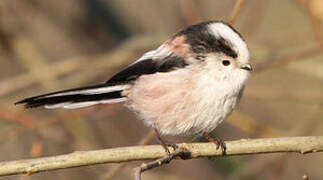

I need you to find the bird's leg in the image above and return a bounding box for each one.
[203,132,226,155]
[154,129,178,154]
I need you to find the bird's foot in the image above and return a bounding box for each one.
[203,132,226,155]
[154,129,178,154]
[159,141,178,155]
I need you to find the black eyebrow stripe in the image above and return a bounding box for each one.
[211,37,238,58]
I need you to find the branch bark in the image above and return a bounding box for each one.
[0,136,322,177]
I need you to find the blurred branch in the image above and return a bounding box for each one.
[228,0,246,24]
[13,36,60,90]
[254,46,323,72]
[0,108,35,128]
[0,105,117,140]
[241,0,267,36]
[0,35,162,97]
[0,136,322,177]
[296,0,323,48]
[30,136,43,158]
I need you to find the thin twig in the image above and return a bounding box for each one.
[134,148,190,180]
[0,136,322,177]
[103,130,155,180]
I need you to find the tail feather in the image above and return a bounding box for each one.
[54,98,128,109]
[15,83,130,109]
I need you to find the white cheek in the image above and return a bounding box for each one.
[202,54,250,84]
[232,69,251,87]
[220,63,250,84]
[208,64,250,88]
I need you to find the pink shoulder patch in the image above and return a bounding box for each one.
[165,35,192,58]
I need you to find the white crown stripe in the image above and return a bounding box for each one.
[207,23,249,62]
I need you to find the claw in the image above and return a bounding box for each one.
[203,132,226,155]
[215,139,226,155]
[154,129,177,154]
[167,143,179,151]
[161,143,178,155]
[160,144,171,154]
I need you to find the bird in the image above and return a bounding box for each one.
[16,21,252,154]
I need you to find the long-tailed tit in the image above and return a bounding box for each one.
[16,21,252,152]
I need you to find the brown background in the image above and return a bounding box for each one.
[0,0,322,179]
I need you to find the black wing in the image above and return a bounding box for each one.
[16,52,188,109]
[106,54,188,85]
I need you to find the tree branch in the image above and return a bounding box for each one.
[0,136,322,177]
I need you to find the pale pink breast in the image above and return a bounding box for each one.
[126,69,195,135]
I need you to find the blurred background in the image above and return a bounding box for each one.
[0,0,322,179]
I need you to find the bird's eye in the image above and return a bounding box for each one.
[222,60,231,66]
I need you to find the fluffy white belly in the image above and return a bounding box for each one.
[126,69,241,136]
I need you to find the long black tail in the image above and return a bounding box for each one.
[15,83,129,109]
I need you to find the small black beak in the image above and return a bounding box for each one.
[241,64,253,71]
